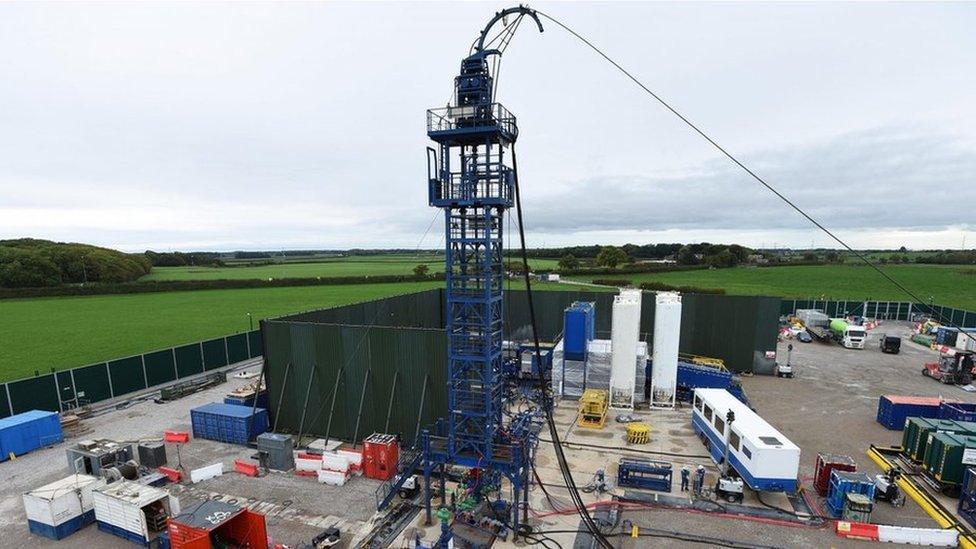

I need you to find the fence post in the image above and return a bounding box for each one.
[52,370,63,413]
[413,373,430,446]
[4,384,12,416]
[272,362,292,433]
[171,348,179,380]
[245,331,252,359]
[323,368,344,444]
[69,369,78,408]
[384,370,400,434]
[140,355,149,388]
[295,365,317,445]
[199,342,206,370]
[352,367,371,447]
[224,337,230,365]
[104,363,114,398]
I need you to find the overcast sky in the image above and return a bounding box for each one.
[1,2,973,252]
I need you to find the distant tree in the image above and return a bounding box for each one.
[802,251,819,262]
[596,246,628,269]
[413,264,430,277]
[899,246,908,253]
[727,244,749,265]
[824,251,840,263]
[504,261,527,275]
[558,254,580,270]
[676,245,699,266]
[706,249,735,268]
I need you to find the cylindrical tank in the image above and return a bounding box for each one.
[609,289,642,409]
[651,292,682,407]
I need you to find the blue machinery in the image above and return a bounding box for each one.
[376,7,547,541]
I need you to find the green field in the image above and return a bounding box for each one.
[141,256,560,281]
[577,264,976,310]
[0,278,571,382]
[0,281,436,381]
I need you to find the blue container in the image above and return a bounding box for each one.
[876,396,942,430]
[825,470,875,517]
[940,402,976,423]
[97,520,150,546]
[563,302,595,361]
[0,409,63,462]
[28,509,95,540]
[937,327,958,346]
[190,403,268,444]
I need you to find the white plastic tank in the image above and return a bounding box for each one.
[651,292,682,408]
[609,289,642,409]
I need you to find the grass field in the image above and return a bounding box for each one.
[575,264,976,310]
[0,278,572,382]
[141,256,561,281]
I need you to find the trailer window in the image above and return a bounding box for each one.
[742,446,752,460]
[729,431,741,452]
[694,395,701,411]
[704,405,712,422]
[714,415,725,435]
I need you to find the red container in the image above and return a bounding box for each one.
[363,433,399,480]
[814,453,857,496]
[168,500,267,549]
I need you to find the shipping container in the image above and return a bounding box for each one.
[23,474,106,540]
[925,432,976,486]
[166,500,267,549]
[93,480,180,546]
[363,433,399,480]
[937,327,960,347]
[908,419,971,462]
[223,390,269,411]
[877,396,944,430]
[0,409,63,461]
[563,302,595,361]
[190,403,268,445]
[939,402,976,423]
[814,453,857,496]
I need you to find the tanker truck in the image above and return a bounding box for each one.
[829,318,867,349]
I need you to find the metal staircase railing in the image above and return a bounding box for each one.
[375,447,423,511]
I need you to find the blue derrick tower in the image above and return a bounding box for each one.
[421,7,544,535]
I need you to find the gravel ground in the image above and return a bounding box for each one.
[4,321,969,549]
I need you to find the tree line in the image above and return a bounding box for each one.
[0,239,151,288]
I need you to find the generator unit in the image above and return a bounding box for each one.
[66,440,135,478]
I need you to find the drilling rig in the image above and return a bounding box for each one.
[376,6,546,543]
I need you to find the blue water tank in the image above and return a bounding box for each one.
[0,410,63,462]
[563,302,595,361]
[190,403,268,444]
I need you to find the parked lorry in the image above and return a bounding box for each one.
[796,309,832,341]
[829,319,867,349]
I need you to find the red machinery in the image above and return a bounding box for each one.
[167,500,267,549]
[922,351,975,385]
[814,453,857,496]
[363,433,399,481]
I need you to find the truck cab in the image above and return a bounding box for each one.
[843,327,867,349]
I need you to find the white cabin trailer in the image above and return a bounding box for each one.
[22,474,106,540]
[93,480,180,545]
[692,388,800,492]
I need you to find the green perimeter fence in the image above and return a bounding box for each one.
[0,330,263,419]
[779,299,976,326]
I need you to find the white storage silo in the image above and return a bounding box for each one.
[651,292,682,408]
[609,289,642,409]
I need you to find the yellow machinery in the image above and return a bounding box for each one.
[679,352,727,371]
[626,422,651,444]
[577,389,609,429]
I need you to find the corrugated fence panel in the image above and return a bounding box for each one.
[8,374,59,414]
[248,329,263,358]
[144,349,177,387]
[175,343,204,378]
[72,364,112,404]
[202,338,228,370]
[108,356,147,396]
[0,383,10,418]
[226,333,249,364]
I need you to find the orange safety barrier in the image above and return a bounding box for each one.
[297,451,319,460]
[295,470,318,477]
[234,459,259,477]
[165,431,190,443]
[835,521,880,541]
[159,466,182,483]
